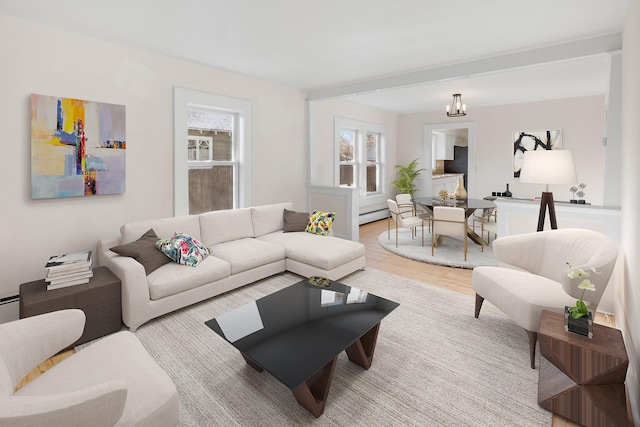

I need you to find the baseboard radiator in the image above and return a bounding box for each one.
[0,295,19,324]
[359,208,389,225]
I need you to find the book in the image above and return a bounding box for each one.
[45,270,93,285]
[46,276,91,290]
[45,251,92,273]
[46,264,92,277]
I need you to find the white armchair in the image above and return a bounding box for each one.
[472,229,618,368]
[0,309,179,427]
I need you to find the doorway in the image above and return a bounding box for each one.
[422,122,475,198]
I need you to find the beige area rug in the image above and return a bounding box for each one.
[379,228,498,269]
[132,270,551,426]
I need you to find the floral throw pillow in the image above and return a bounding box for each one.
[305,210,336,236]
[155,233,210,267]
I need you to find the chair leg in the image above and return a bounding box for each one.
[421,222,424,247]
[463,229,467,261]
[474,294,484,318]
[526,330,538,369]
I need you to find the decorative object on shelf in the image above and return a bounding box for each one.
[519,150,577,232]
[512,129,562,178]
[445,93,466,117]
[569,185,578,203]
[576,182,586,204]
[31,94,126,199]
[503,183,512,198]
[453,178,467,200]
[391,158,426,198]
[563,262,599,338]
[438,188,449,200]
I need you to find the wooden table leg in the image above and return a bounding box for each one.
[292,357,338,418]
[345,323,381,370]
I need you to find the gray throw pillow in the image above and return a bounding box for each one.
[283,209,309,232]
[110,229,171,275]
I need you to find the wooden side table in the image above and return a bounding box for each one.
[19,266,122,346]
[537,310,630,427]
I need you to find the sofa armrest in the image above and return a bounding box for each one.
[4,381,127,427]
[0,310,85,391]
[101,250,151,330]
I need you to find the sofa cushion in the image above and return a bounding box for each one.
[146,255,231,300]
[109,229,172,275]
[121,215,201,244]
[258,231,365,270]
[283,209,309,232]
[305,210,336,236]
[199,208,254,246]
[251,202,293,237]
[155,233,210,267]
[209,238,285,275]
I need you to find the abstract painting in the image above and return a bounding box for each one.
[31,94,126,199]
[512,129,562,178]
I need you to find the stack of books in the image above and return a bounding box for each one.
[45,251,93,290]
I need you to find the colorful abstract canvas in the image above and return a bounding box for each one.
[31,94,126,199]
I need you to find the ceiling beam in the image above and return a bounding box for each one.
[306,33,622,101]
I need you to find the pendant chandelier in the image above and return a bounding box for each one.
[446,93,467,117]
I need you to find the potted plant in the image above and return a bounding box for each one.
[390,158,426,198]
[564,262,599,338]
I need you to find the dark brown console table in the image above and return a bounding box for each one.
[19,266,122,346]
[538,310,630,426]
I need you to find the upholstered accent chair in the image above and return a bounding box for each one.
[472,229,618,368]
[0,309,179,426]
[432,206,468,260]
[387,199,424,248]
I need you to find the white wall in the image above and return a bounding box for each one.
[0,15,307,296]
[397,96,607,204]
[308,98,397,213]
[620,0,640,423]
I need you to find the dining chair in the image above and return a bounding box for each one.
[387,199,424,248]
[432,206,468,260]
[396,193,432,232]
[472,207,497,251]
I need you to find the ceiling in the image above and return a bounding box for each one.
[0,0,629,113]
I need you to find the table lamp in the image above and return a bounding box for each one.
[519,150,578,232]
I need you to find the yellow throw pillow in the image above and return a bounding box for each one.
[305,210,336,236]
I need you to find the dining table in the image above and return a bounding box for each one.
[412,196,497,245]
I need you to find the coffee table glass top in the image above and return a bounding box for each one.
[205,278,399,390]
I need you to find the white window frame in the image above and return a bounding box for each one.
[174,87,252,216]
[334,117,386,199]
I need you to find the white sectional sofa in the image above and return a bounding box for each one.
[97,202,366,331]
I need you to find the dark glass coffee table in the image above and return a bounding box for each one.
[205,278,399,417]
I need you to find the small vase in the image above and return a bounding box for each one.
[503,184,512,198]
[564,306,593,338]
[454,178,467,200]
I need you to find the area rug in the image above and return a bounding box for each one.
[379,228,498,269]
[132,269,550,426]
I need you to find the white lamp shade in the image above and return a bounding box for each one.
[519,150,578,185]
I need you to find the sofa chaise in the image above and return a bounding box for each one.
[98,202,366,331]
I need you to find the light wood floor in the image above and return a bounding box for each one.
[22,219,613,426]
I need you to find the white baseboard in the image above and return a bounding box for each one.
[359,209,388,225]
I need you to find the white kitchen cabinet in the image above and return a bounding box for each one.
[432,133,455,161]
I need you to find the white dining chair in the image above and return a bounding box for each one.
[432,206,468,260]
[387,199,424,248]
[472,207,497,251]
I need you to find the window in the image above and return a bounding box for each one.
[174,88,252,216]
[335,118,386,198]
[187,110,236,213]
